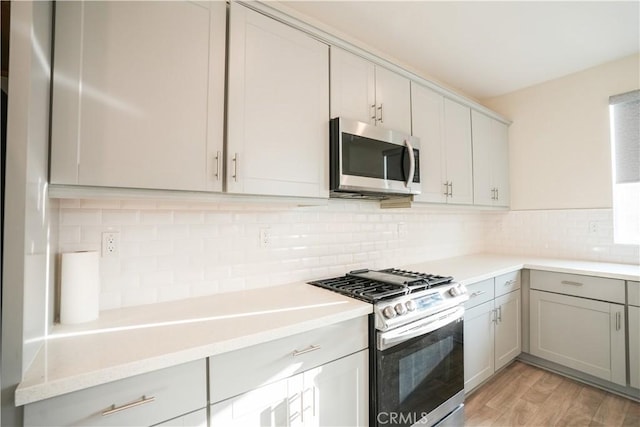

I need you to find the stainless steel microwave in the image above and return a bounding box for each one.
[330,117,421,198]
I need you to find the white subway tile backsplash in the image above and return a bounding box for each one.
[56,200,639,311]
[485,209,640,264]
[61,209,101,226]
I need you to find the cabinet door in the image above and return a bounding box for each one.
[471,110,494,206]
[530,290,626,385]
[210,376,291,427]
[494,289,521,371]
[443,99,473,205]
[374,66,411,134]
[330,47,376,125]
[303,350,368,427]
[51,1,225,191]
[629,305,640,389]
[411,83,446,203]
[471,111,510,207]
[492,120,510,207]
[227,3,329,198]
[211,351,368,427]
[464,300,495,393]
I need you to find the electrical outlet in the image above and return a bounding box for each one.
[259,228,271,248]
[588,221,598,235]
[101,232,120,257]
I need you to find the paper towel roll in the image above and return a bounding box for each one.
[60,251,100,324]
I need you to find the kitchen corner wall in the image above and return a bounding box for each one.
[482,53,640,211]
[486,208,639,265]
[56,199,638,312]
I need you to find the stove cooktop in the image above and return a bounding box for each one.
[308,268,454,304]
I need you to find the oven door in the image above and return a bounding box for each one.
[373,306,464,427]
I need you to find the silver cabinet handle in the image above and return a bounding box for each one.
[444,181,450,196]
[377,103,383,123]
[405,139,415,188]
[491,188,496,200]
[102,395,155,417]
[561,280,583,287]
[498,306,502,323]
[491,308,497,324]
[496,188,499,200]
[214,151,221,180]
[470,290,486,297]
[504,279,516,286]
[449,182,453,197]
[370,104,377,121]
[292,344,321,357]
[616,312,621,331]
[232,153,239,182]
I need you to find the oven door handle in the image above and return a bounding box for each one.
[377,306,464,351]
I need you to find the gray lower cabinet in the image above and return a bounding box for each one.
[24,360,207,426]
[629,281,640,389]
[208,317,369,427]
[529,270,626,386]
[464,271,521,393]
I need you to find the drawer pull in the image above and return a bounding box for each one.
[504,279,516,286]
[292,344,321,357]
[101,395,155,417]
[470,290,486,297]
[561,280,583,287]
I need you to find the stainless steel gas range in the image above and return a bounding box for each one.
[309,268,469,427]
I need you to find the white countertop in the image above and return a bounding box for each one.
[15,282,372,406]
[404,254,640,285]
[16,253,639,406]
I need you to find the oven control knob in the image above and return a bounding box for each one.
[405,300,417,312]
[394,303,407,316]
[382,306,396,319]
[448,286,461,297]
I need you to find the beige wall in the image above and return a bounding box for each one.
[483,54,640,210]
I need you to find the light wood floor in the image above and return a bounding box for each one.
[464,361,640,426]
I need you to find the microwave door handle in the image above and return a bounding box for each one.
[405,139,415,188]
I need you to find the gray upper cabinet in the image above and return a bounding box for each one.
[50,1,226,192]
[472,110,510,207]
[225,3,329,198]
[330,46,411,134]
[411,83,474,205]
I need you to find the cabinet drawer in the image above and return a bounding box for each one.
[24,360,206,426]
[465,278,495,309]
[209,316,368,403]
[530,270,625,304]
[628,281,640,307]
[495,270,521,297]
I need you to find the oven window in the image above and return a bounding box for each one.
[342,133,409,182]
[375,318,463,427]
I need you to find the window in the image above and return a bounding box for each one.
[609,90,640,245]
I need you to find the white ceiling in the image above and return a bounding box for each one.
[280,1,640,99]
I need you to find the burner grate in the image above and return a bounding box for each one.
[308,276,409,303]
[308,268,454,303]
